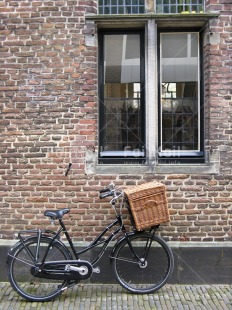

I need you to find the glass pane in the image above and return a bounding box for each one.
[162,34,187,58]
[191,33,198,57]
[163,5,170,13]
[104,6,110,13]
[111,6,117,13]
[132,6,139,13]
[170,5,176,13]
[160,33,199,153]
[102,34,144,156]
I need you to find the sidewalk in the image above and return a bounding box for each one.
[0,282,232,310]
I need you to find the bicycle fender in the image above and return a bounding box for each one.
[110,231,144,264]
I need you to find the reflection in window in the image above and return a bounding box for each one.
[160,33,200,154]
[99,33,145,158]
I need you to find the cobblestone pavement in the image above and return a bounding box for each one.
[0,282,232,310]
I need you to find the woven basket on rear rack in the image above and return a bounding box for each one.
[124,181,170,231]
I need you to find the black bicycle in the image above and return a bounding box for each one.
[7,183,174,302]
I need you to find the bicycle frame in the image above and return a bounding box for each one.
[54,214,156,266]
[75,216,125,265]
[15,213,158,273]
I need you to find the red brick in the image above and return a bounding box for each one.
[0,1,231,242]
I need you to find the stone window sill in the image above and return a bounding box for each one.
[85,151,219,175]
[86,13,219,29]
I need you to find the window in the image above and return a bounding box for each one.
[98,0,205,15]
[159,32,204,161]
[99,30,145,163]
[98,28,205,166]
[86,3,219,172]
[156,0,205,14]
[98,0,145,14]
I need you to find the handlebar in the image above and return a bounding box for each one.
[99,191,114,199]
[99,183,123,200]
[99,187,111,194]
[99,183,125,217]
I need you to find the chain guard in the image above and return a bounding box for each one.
[31,260,93,280]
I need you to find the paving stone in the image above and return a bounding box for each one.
[0,283,232,310]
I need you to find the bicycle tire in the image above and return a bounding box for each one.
[111,232,174,294]
[8,236,72,302]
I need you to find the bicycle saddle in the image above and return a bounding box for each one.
[44,208,70,219]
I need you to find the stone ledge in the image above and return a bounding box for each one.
[87,161,219,175]
[86,13,219,28]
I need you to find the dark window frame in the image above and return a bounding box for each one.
[98,29,146,164]
[157,28,205,164]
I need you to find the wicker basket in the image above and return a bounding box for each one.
[124,181,169,231]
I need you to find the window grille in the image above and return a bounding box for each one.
[160,33,201,156]
[101,98,144,156]
[98,0,205,14]
[99,31,145,161]
[156,0,205,14]
[98,0,145,14]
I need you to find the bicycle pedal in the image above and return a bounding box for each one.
[93,267,100,274]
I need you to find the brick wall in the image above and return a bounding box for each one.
[0,0,231,242]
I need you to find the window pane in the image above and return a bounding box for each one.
[162,34,187,58]
[160,33,199,154]
[100,34,144,157]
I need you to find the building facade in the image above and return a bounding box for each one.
[0,0,232,282]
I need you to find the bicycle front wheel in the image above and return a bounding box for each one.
[112,232,174,294]
[8,236,72,302]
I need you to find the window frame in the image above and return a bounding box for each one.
[157,28,205,164]
[85,13,219,174]
[98,28,146,164]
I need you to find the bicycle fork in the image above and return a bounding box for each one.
[123,229,155,266]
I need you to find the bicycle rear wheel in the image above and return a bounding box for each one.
[8,236,72,302]
[112,232,174,294]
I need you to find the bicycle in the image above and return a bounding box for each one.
[7,183,174,302]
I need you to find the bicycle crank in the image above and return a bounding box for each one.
[31,260,93,280]
[65,264,88,275]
